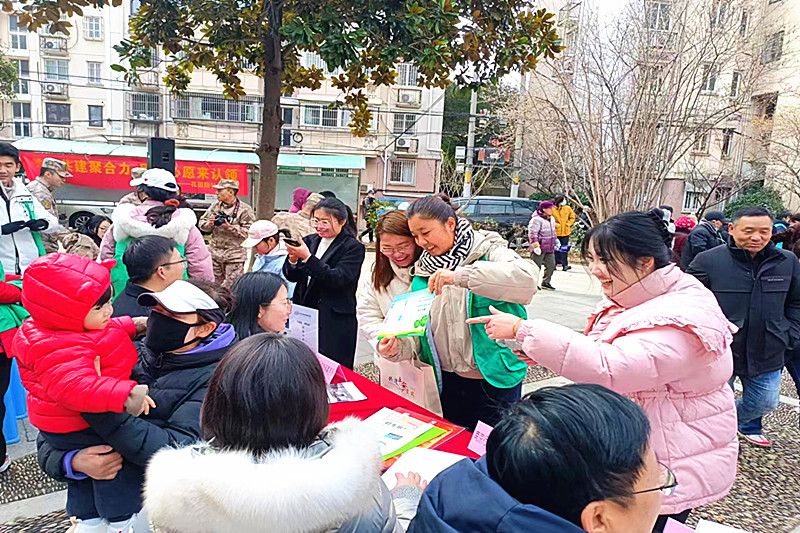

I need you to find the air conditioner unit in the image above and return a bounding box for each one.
[43,83,66,95]
[43,126,69,139]
[359,184,372,193]
[396,137,419,153]
[397,89,421,107]
[397,138,411,148]
[45,40,56,49]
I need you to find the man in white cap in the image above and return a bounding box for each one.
[241,219,294,296]
[119,167,148,206]
[27,157,71,253]
[198,178,255,289]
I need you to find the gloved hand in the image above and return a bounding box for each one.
[25,219,49,232]
[1,221,27,235]
[532,245,542,256]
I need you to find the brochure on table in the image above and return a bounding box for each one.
[378,290,436,339]
[365,407,436,459]
[382,448,468,490]
[327,382,367,404]
[289,304,319,353]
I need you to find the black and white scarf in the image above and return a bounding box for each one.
[416,217,476,274]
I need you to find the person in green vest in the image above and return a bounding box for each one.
[391,193,538,431]
[0,263,29,472]
[99,168,213,299]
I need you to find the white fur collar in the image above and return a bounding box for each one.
[144,418,382,533]
[111,203,197,246]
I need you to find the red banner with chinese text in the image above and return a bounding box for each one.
[18,151,249,195]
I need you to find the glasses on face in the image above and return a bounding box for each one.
[311,218,333,228]
[161,258,189,269]
[380,242,415,256]
[631,463,678,497]
[267,298,292,310]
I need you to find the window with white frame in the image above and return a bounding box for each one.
[647,1,671,31]
[301,52,341,77]
[722,128,735,158]
[87,62,102,85]
[88,105,103,127]
[172,93,261,123]
[393,113,418,135]
[396,63,419,87]
[45,102,71,125]
[301,104,352,128]
[130,93,161,119]
[84,16,103,40]
[730,71,741,98]
[9,16,27,49]
[763,31,784,64]
[683,190,704,212]
[13,103,31,138]
[13,60,29,95]
[710,2,727,27]
[44,59,69,82]
[700,64,717,92]
[390,160,416,185]
[693,131,710,153]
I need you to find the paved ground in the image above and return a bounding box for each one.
[2,254,799,531]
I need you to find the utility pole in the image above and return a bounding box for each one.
[510,121,523,198]
[463,89,477,198]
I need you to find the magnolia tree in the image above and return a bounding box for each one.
[6,0,563,218]
[509,0,785,222]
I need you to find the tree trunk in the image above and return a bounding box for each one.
[255,8,283,220]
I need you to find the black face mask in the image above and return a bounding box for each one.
[145,312,207,354]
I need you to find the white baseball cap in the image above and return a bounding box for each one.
[241,220,280,248]
[137,168,179,193]
[137,279,219,314]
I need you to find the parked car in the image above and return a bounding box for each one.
[452,196,540,248]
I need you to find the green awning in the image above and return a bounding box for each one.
[12,138,365,169]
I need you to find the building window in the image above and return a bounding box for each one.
[9,16,27,49]
[700,64,717,92]
[396,63,419,87]
[693,131,710,153]
[172,93,262,123]
[301,52,341,77]
[647,1,671,31]
[84,16,103,40]
[763,31,784,64]
[301,104,352,128]
[683,190,704,212]
[87,62,102,85]
[730,71,740,98]
[722,129,735,158]
[88,105,103,127]
[393,113,418,135]
[390,160,417,185]
[13,103,31,138]
[44,59,70,82]
[739,11,749,37]
[13,60,29,95]
[710,2,727,27]
[130,93,161,120]
[45,102,71,125]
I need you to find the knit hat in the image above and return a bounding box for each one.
[539,201,555,210]
[675,216,696,229]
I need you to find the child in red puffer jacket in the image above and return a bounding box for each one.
[13,253,152,533]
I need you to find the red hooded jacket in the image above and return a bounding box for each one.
[13,254,139,433]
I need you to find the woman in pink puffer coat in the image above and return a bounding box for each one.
[469,209,738,532]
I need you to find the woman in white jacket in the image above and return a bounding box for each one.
[145,333,424,533]
[357,210,421,360]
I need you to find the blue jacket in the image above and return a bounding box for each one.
[408,457,586,533]
[253,252,295,298]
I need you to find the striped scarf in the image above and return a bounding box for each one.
[416,217,476,274]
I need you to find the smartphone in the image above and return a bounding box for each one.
[497,338,523,353]
[283,238,301,247]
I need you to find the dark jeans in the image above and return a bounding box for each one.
[653,509,692,533]
[360,225,374,242]
[40,429,143,521]
[440,372,522,432]
[0,355,11,459]
[555,235,570,267]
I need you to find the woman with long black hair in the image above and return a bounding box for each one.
[284,198,365,368]
[99,169,213,297]
[61,215,111,259]
[228,271,292,339]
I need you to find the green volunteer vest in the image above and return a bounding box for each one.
[0,262,29,334]
[110,237,186,301]
[21,200,46,257]
[411,264,528,389]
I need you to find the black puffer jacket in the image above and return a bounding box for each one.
[687,241,800,377]
[38,324,235,479]
[681,221,725,270]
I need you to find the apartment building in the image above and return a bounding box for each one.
[0,4,444,211]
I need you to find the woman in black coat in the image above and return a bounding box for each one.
[284,198,365,368]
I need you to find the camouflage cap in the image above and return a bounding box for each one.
[213,179,240,190]
[129,166,147,186]
[41,158,72,178]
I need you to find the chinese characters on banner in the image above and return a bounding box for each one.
[17,151,249,195]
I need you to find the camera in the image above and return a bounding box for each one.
[214,213,231,226]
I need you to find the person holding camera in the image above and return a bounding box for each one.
[0,144,59,275]
[199,179,256,289]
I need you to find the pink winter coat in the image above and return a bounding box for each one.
[515,264,738,514]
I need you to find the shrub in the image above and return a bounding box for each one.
[724,185,786,218]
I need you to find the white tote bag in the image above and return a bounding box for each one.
[376,356,443,417]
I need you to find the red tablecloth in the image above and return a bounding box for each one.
[328,367,479,459]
